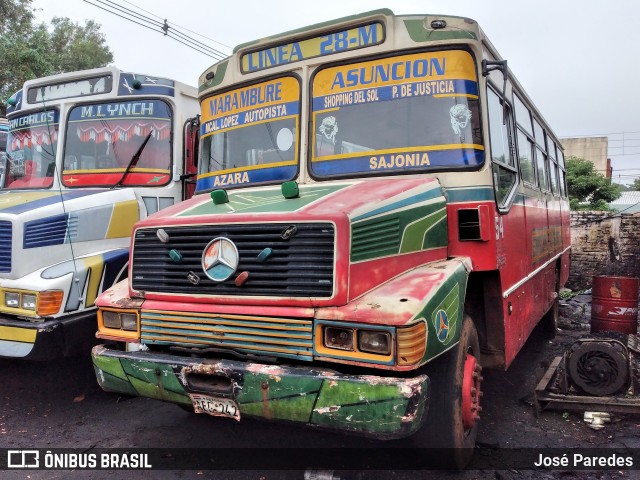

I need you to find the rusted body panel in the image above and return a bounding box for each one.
[92,345,430,438]
[317,258,471,325]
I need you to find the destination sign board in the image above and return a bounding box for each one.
[241,22,384,73]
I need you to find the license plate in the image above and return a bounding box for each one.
[189,394,240,421]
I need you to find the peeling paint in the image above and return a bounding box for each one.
[92,348,430,438]
[356,375,425,395]
[37,323,60,333]
[93,345,108,355]
[97,280,144,309]
[133,366,157,374]
[401,412,418,423]
[114,297,144,308]
[185,362,227,374]
[314,405,341,414]
[245,364,287,376]
[399,383,415,396]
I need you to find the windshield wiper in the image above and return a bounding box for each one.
[111,131,153,189]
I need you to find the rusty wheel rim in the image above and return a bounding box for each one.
[461,353,482,431]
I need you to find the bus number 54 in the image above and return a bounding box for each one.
[495,216,504,240]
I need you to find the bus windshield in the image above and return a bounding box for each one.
[310,50,483,178]
[197,76,300,191]
[62,99,172,187]
[4,110,58,189]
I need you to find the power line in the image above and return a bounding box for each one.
[118,0,233,51]
[94,0,228,59]
[96,0,228,59]
[83,0,229,61]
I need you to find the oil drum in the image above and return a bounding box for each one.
[591,276,639,334]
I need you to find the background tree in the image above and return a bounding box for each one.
[0,0,113,116]
[631,178,640,191]
[613,182,631,192]
[566,155,621,210]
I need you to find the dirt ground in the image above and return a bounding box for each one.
[459,291,640,480]
[1,291,639,479]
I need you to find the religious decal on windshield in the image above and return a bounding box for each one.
[311,50,484,178]
[319,116,339,144]
[450,104,472,138]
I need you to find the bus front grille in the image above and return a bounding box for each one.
[0,221,12,272]
[131,223,335,298]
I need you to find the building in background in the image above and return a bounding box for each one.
[560,136,610,178]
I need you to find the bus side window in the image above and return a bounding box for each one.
[487,88,517,210]
[517,130,535,185]
[556,148,568,197]
[533,119,549,192]
[548,144,560,195]
[514,94,537,187]
[535,146,548,191]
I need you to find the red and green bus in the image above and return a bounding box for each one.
[91,10,569,466]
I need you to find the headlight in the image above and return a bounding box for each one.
[2,289,63,316]
[5,292,20,308]
[102,310,122,329]
[324,326,354,351]
[358,330,391,355]
[101,310,139,333]
[316,322,394,364]
[21,294,37,310]
[121,313,138,331]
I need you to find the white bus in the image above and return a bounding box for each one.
[1,67,199,360]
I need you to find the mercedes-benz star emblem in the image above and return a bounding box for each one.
[201,237,239,282]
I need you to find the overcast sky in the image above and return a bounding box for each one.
[32,0,640,184]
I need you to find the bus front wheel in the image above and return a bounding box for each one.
[412,314,482,468]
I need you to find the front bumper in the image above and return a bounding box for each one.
[0,310,98,360]
[92,345,430,439]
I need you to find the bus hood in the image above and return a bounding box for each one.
[137,176,443,226]
[127,177,449,307]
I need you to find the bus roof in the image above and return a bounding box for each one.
[198,9,561,148]
[8,67,197,116]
